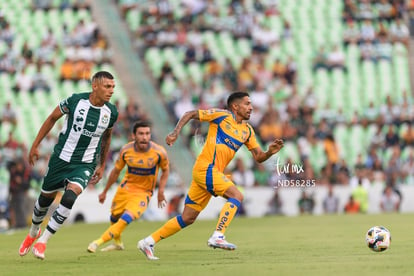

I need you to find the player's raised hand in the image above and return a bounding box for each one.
[165,131,178,146]
[268,138,284,154]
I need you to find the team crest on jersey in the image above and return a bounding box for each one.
[102,114,109,124]
[242,130,248,140]
[147,158,155,167]
[225,123,231,130]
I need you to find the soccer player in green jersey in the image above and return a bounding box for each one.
[18,71,119,260]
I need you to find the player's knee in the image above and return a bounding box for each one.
[181,213,196,226]
[120,212,134,224]
[60,189,78,209]
[38,194,55,208]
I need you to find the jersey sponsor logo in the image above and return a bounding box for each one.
[128,166,156,176]
[82,129,101,138]
[216,213,229,231]
[73,109,85,132]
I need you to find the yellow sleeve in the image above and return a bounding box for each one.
[245,124,260,150]
[198,109,229,123]
[158,147,169,171]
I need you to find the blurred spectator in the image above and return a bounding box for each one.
[343,20,360,46]
[1,102,17,128]
[60,57,76,82]
[253,163,271,186]
[344,195,360,213]
[298,190,314,214]
[380,185,400,212]
[401,124,414,147]
[326,45,346,71]
[12,66,33,94]
[384,125,400,147]
[30,63,51,93]
[266,190,283,216]
[352,178,369,213]
[324,134,340,168]
[323,185,339,214]
[312,46,329,71]
[232,158,255,188]
[167,193,185,218]
[258,110,283,143]
[389,18,410,46]
[8,158,31,229]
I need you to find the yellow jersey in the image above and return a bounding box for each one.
[115,141,169,194]
[196,109,260,172]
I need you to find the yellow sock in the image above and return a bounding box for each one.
[215,199,240,234]
[100,219,128,243]
[151,215,186,243]
[114,236,122,245]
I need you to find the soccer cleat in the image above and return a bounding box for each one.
[137,239,159,260]
[19,229,41,256]
[101,243,125,252]
[87,242,99,253]
[207,235,237,250]
[32,242,46,260]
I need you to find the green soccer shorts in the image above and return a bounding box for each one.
[41,154,96,193]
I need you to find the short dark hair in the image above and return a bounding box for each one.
[133,120,152,133]
[227,91,250,109]
[91,71,114,82]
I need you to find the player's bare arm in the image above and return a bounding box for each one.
[29,106,64,166]
[89,128,113,185]
[98,166,121,204]
[157,166,170,208]
[250,138,284,163]
[166,110,199,146]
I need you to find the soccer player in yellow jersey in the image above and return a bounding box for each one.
[138,92,284,260]
[87,121,169,253]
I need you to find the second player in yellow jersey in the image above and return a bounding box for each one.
[87,121,169,253]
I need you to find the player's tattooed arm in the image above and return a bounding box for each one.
[166,110,199,146]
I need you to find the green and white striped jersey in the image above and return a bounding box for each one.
[54,92,118,164]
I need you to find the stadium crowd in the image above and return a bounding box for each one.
[0,0,413,230]
[116,0,413,213]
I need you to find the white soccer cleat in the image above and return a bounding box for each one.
[207,235,237,250]
[101,243,125,252]
[138,239,159,260]
[87,242,98,253]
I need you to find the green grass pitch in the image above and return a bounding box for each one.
[1,214,413,276]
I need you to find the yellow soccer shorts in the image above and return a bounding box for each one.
[111,186,151,220]
[186,164,235,212]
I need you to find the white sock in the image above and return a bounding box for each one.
[37,228,53,243]
[213,231,223,237]
[144,236,155,245]
[29,224,41,238]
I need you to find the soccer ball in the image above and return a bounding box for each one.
[365,226,391,252]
